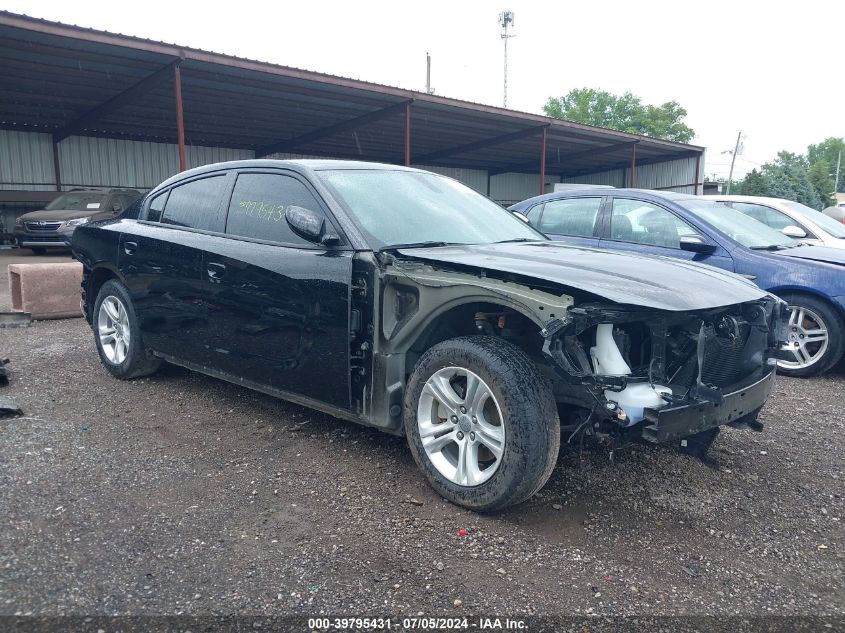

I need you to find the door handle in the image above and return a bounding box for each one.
[123,241,138,255]
[206,262,226,280]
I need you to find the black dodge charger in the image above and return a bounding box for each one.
[71,160,785,511]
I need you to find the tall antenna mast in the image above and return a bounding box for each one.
[498,10,515,108]
[425,52,434,95]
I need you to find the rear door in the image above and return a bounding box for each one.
[528,196,604,247]
[598,197,734,271]
[198,169,353,410]
[118,173,230,365]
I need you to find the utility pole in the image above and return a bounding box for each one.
[724,130,743,195]
[835,150,841,195]
[498,11,515,108]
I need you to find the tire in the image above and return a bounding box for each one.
[93,279,162,379]
[31,247,46,255]
[404,336,560,512]
[777,292,845,378]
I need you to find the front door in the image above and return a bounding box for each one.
[599,197,734,272]
[199,171,353,410]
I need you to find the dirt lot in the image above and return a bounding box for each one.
[1,315,843,622]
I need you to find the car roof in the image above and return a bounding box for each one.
[151,159,427,193]
[510,187,699,210]
[708,194,793,205]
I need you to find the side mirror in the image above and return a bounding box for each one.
[679,235,716,254]
[511,211,529,223]
[781,225,807,239]
[285,205,340,246]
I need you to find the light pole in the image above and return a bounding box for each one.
[499,11,515,108]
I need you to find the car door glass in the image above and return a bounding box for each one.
[525,203,543,224]
[732,202,794,231]
[225,173,329,245]
[146,191,168,222]
[611,199,695,248]
[538,198,601,237]
[161,175,226,231]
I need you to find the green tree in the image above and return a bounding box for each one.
[543,88,695,143]
[808,159,835,208]
[733,154,823,209]
[737,169,767,196]
[807,137,845,192]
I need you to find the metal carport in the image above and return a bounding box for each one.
[0,10,704,213]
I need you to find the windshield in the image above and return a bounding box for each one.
[319,169,545,248]
[679,199,794,249]
[45,192,106,211]
[783,201,845,238]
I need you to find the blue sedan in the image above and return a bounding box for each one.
[510,189,845,377]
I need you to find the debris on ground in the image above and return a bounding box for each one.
[0,312,32,328]
[0,395,22,417]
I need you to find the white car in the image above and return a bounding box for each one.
[710,195,845,250]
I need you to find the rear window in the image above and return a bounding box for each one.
[161,176,226,231]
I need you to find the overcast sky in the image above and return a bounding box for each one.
[4,0,843,179]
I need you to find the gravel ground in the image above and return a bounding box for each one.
[1,317,843,621]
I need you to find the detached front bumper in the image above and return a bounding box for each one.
[640,368,776,443]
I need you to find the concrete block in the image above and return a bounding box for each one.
[8,262,83,320]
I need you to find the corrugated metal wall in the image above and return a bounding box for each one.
[1,130,700,201]
[59,136,253,190]
[0,130,256,192]
[628,156,699,193]
[0,130,55,190]
[561,157,700,194]
[489,172,561,206]
[560,168,626,188]
[412,165,489,195]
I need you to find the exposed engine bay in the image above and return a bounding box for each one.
[373,257,785,463]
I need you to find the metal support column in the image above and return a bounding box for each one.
[539,127,547,195]
[404,102,411,167]
[174,64,187,172]
[629,143,637,187]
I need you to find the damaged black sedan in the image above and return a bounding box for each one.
[71,160,785,511]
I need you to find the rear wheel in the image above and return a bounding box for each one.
[404,336,560,511]
[93,279,161,379]
[777,293,844,377]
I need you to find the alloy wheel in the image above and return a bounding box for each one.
[97,295,131,364]
[779,304,829,371]
[417,367,505,487]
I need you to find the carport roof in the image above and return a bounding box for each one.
[0,11,703,177]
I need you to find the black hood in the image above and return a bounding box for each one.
[397,242,768,312]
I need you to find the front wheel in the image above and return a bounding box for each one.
[777,293,845,378]
[93,279,162,379]
[404,336,560,512]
